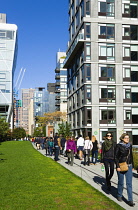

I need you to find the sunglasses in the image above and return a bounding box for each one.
[107,134,112,137]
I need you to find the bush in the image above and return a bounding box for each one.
[133,148,138,170]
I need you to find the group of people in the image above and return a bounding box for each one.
[101,132,135,207]
[33,132,135,207]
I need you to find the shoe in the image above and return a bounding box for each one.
[117,197,122,202]
[128,201,135,207]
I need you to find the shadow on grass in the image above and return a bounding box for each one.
[0,158,6,162]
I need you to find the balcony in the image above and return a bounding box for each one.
[55,101,60,106]
[55,74,60,80]
[64,32,84,68]
[55,95,60,100]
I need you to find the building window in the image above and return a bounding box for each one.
[131,45,138,61]
[132,108,138,123]
[99,44,115,60]
[99,65,115,81]
[99,24,114,39]
[100,86,116,102]
[125,89,131,99]
[131,66,138,82]
[123,25,138,40]
[86,0,90,16]
[100,108,116,124]
[123,45,138,61]
[122,1,138,18]
[85,42,91,61]
[86,85,91,103]
[86,64,91,81]
[85,23,91,39]
[99,0,115,17]
[87,108,91,124]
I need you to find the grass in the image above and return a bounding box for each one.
[0,141,124,210]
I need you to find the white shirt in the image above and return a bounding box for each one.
[84,140,93,150]
[77,137,84,147]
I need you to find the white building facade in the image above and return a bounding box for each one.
[0,14,18,129]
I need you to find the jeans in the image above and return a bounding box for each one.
[117,165,133,201]
[54,146,59,161]
[49,147,53,156]
[104,159,115,186]
[91,150,98,164]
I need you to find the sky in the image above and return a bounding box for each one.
[1,0,69,94]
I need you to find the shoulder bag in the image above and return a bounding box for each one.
[119,149,130,172]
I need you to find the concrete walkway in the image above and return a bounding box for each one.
[33,144,138,210]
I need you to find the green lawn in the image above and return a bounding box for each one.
[0,141,124,210]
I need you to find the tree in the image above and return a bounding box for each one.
[33,127,42,137]
[38,111,67,126]
[58,121,72,137]
[0,118,9,142]
[12,127,26,140]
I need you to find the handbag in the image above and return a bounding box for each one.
[119,149,130,172]
[119,162,128,172]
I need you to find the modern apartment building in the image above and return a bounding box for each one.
[55,52,67,112]
[64,0,138,145]
[0,13,18,128]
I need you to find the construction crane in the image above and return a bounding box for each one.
[14,68,26,98]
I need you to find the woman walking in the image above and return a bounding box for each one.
[83,136,93,166]
[91,135,98,165]
[115,133,135,207]
[66,136,77,166]
[101,132,116,190]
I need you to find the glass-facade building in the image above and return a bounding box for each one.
[34,87,55,117]
[64,0,138,145]
[0,14,18,128]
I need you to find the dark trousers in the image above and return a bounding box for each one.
[104,160,114,186]
[84,150,90,165]
[67,150,74,166]
[54,146,59,161]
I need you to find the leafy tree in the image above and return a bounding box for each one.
[33,127,42,137]
[38,111,67,127]
[12,127,26,140]
[58,121,72,137]
[0,118,9,142]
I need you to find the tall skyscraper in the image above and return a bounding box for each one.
[64,0,138,145]
[0,13,18,128]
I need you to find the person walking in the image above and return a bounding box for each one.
[54,134,61,161]
[44,137,49,156]
[91,135,99,165]
[101,132,116,190]
[48,137,54,156]
[60,135,66,155]
[83,136,93,166]
[66,136,77,166]
[77,135,84,160]
[115,133,135,207]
